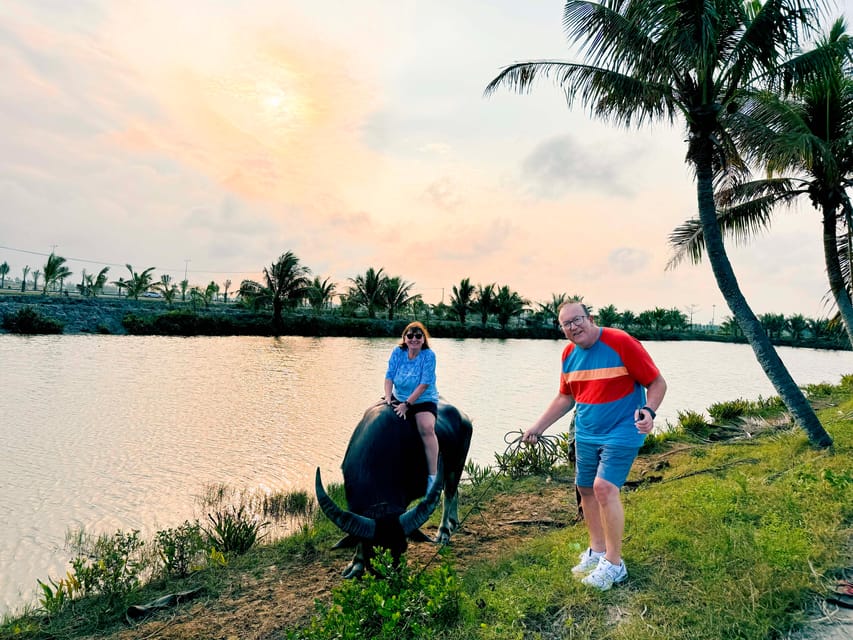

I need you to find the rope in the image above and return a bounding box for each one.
[415,429,567,575]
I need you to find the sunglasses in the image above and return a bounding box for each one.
[405,332,424,339]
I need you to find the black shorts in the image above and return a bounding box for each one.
[394,398,438,418]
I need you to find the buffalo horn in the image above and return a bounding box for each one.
[315,468,376,539]
[399,456,445,535]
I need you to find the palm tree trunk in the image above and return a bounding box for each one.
[695,145,832,447]
[822,203,853,348]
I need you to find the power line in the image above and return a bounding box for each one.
[0,244,261,275]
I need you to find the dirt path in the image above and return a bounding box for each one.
[101,482,578,640]
[95,477,851,640]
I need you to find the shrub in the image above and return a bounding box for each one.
[155,520,207,578]
[2,306,64,334]
[678,409,710,437]
[803,382,834,399]
[290,550,461,640]
[66,529,145,602]
[205,505,268,555]
[707,398,751,422]
[463,460,496,488]
[36,572,81,617]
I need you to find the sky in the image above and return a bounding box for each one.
[2,1,853,323]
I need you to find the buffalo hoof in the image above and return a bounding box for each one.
[436,527,452,545]
[342,561,365,579]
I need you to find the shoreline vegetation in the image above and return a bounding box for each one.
[1,377,852,639]
[0,292,849,351]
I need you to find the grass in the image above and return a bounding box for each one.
[2,383,852,639]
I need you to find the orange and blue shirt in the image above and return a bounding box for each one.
[559,327,660,447]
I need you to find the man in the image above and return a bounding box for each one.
[523,302,666,590]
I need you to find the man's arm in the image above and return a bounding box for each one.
[522,393,575,443]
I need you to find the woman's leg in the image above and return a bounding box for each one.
[415,411,439,476]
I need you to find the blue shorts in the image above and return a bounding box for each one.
[575,441,640,488]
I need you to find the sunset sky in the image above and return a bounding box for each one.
[2,1,853,322]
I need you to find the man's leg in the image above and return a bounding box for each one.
[577,485,606,553]
[592,478,624,564]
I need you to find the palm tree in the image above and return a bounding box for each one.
[0,261,8,289]
[261,252,312,330]
[538,293,585,330]
[154,274,178,307]
[668,19,853,351]
[760,313,787,341]
[203,281,220,307]
[787,314,808,342]
[596,304,620,328]
[121,264,156,300]
[448,278,476,324]
[180,279,189,302]
[472,283,497,328]
[347,267,387,319]
[223,279,232,303]
[485,0,833,446]
[76,267,110,297]
[493,285,528,330]
[20,265,30,292]
[382,276,420,320]
[42,253,72,295]
[306,276,337,312]
[31,270,41,293]
[618,309,636,329]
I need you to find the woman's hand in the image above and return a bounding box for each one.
[394,401,408,418]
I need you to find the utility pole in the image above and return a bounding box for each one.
[711,304,716,326]
[183,259,190,282]
[684,304,699,330]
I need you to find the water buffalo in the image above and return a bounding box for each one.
[315,398,473,578]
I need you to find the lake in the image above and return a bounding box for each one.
[1,334,851,614]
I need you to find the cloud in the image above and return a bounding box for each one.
[521,134,638,199]
[421,177,463,212]
[607,247,651,273]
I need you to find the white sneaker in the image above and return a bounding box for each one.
[571,548,605,574]
[581,557,628,590]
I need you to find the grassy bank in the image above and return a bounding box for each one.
[2,381,852,639]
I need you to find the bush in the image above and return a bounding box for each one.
[67,529,145,602]
[2,306,64,334]
[155,520,207,578]
[495,431,574,478]
[290,550,461,640]
[678,409,710,438]
[707,398,751,422]
[205,505,268,555]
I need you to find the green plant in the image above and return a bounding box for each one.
[803,382,834,399]
[155,520,206,578]
[707,398,751,422]
[1,306,64,334]
[290,550,461,640]
[678,409,710,438]
[463,460,496,488]
[262,489,315,522]
[205,505,268,555]
[493,430,562,478]
[36,572,80,617]
[67,529,145,602]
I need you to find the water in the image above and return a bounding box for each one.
[1,334,850,614]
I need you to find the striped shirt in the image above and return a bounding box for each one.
[559,327,660,447]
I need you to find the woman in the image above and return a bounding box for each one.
[384,321,440,494]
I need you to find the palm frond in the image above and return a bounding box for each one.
[667,178,806,269]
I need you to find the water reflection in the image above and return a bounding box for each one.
[0,334,850,614]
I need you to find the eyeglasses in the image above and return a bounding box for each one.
[560,315,588,329]
[405,332,424,339]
